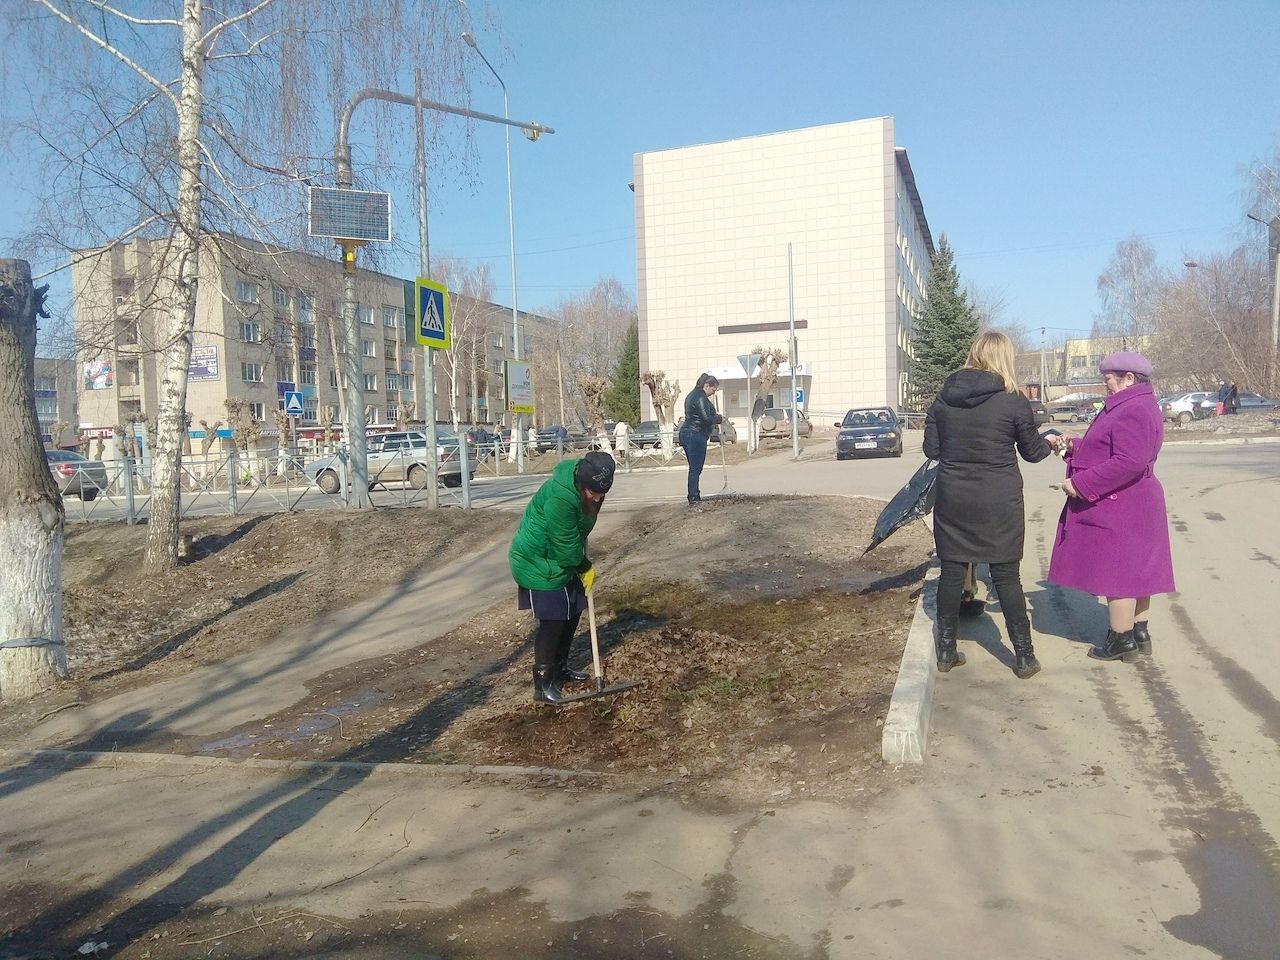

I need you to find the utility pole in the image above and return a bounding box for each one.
[787,242,800,459]
[415,70,439,509]
[1039,327,1048,403]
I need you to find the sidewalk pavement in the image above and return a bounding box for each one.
[1,446,1273,957]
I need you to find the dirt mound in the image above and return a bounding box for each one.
[198,496,934,806]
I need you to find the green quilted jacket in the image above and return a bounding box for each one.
[508,458,596,590]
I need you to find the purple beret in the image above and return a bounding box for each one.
[1099,351,1153,377]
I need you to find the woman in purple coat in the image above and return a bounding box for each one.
[1048,352,1175,662]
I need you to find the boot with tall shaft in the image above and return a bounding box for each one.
[532,625,566,704]
[1009,627,1041,679]
[936,617,966,672]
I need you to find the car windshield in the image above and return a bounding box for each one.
[841,409,895,427]
[45,449,85,462]
[637,421,658,431]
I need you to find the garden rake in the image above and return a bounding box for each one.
[556,591,642,703]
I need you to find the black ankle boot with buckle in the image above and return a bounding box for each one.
[1010,628,1041,679]
[936,617,966,672]
[1088,628,1139,663]
[1132,622,1152,657]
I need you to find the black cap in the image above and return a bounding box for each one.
[574,451,615,494]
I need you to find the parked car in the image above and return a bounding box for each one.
[1047,400,1097,423]
[535,424,590,453]
[45,449,108,501]
[757,407,812,440]
[304,431,473,494]
[1029,400,1050,426]
[711,418,737,444]
[629,420,665,448]
[1235,391,1280,412]
[833,408,903,459]
[1162,391,1217,425]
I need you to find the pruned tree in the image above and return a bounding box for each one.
[0,260,68,700]
[576,373,609,433]
[395,401,415,431]
[641,370,680,460]
[197,418,223,457]
[747,346,788,451]
[48,419,71,449]
[3,0,483,573]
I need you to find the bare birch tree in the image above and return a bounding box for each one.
[0,261,68,699]
[432,258,493,428]
[3,0,483,572]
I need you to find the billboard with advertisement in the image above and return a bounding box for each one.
[504,359,534,414]
[188,345,220,382]
[83,357,113,390]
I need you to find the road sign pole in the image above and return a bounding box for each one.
[416,71,440,510]
[788,243,800,460]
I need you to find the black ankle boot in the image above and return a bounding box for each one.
[555,633,589,683]
[1088,628,1139,663]
[1132,622,1152,657]
[936,617,966,672]
[1010,629,1041,679]
[533,666,566,704]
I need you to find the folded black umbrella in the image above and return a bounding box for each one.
[863,459,938,554]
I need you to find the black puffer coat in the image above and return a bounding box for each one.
[922,369,1052,562]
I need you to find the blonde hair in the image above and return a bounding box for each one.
[965,331,1020,393]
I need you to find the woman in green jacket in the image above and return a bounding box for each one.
[509,451,616,703]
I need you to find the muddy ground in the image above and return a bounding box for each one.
[4,495,932,810]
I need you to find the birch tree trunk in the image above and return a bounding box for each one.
[142,0,204,575]
[0,259,68,700]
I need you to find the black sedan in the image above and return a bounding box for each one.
[834,408,903,459]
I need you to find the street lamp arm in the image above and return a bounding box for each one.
[336,86,554,186]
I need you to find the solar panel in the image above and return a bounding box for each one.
[308,187,391,242]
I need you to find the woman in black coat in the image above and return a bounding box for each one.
[923,332,1053,678]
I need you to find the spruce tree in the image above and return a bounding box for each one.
[911,235,980,403]
[604,320,642,424]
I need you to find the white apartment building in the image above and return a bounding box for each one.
[70,235,547,451]
[634,117,934,428]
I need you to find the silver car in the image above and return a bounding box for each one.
[45,449,109,501]
[304,431,473,495]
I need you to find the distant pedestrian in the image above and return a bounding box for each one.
[923,331,1053,678]
[1216,380,1230,416]
[679,373,722,505]
[526,424,537,458]
[509,451,616,704]
[1227,382,1240,415]
[613,420,630,462]
[1048,351,1175,662]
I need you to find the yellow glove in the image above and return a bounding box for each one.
[579,565,596,595]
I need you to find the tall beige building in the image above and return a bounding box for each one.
[634,117,933,426]
[70,235,548,450]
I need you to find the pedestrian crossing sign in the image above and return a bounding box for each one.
[414,277,451,349]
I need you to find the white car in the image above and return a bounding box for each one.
[1162,392,1216,425]
[304,431,473,494]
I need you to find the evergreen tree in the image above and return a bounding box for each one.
[910,236,980,403]
[604,320,642,424]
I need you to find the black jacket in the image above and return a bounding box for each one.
[923,369,1051,562]
[682,387,720,437]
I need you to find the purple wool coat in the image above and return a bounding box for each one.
[1048,381,1176,598]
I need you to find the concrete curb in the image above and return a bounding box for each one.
[881,560,939,765]
[0,748,610,783]
[1162,433,1280,446]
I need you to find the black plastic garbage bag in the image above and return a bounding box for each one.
[863,459,938,554]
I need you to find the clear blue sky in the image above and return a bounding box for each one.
[7,1,1279,345]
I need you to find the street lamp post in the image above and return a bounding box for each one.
[463,31,528,474]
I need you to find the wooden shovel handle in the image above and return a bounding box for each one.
[586,591,604,682]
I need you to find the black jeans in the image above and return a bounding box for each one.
[937,560,1030,637]
[682,428,708,501]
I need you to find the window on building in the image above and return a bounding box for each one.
[299,327,315,349]
[273,321,289,344]
[235,280,259,304]
[493,333,503,349]
[35,376,56,392]
[36,397,58,418]
[386,404,399,422]
[357,305,373,325]
[364,373,377,391]
[272,286,289,309]
[275,361,294,383]
[241,362,263,383]
[382,306,400,328]
[386,373,400,391]
[248,401,266,420]
[239,320,262,343]
[300,363,316,385]
[303,399,318,421]
[296,292,314,324]
[384,340,398,361]
[362,339,376,358]
[1071,355,1087,368]
[121,358,141,386]
[325,404,339,421]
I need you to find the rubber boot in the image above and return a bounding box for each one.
[1088,628,1139,663]
[936,617,966,672]
[555,628,589,683]
[1132,621,1152,657]
[1010,629,1041,679]
[533,625,566,704]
